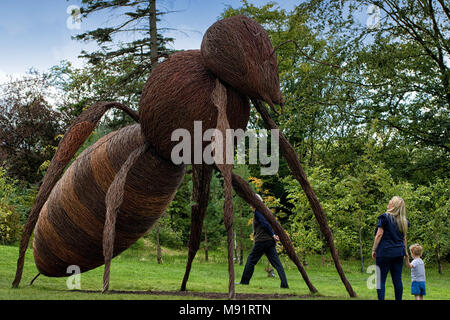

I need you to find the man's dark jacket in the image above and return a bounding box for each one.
[252,209,275,242]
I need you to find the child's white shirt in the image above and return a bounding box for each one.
[410,258,426,282]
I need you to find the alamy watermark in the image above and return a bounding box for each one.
[66,5,82,30]
[171,121,280,175]
[66,265,81,290]
[366,4,381,30]
[366,264,381,290]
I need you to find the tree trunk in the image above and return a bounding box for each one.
[320,234,325,267]
[204,225,208,262]
[437,243,442,274]
[156,222,162,264]
[234,231,238,263]
[436,234,442,274]
[239,222,244,266]
[149,0,158,69]
[321,246,325,267]
[359,227,364,273]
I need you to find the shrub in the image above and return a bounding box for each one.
[0,166,36,244]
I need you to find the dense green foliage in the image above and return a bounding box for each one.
[0,72,64,183]
[220,0,449,270]
[0,167,36,244]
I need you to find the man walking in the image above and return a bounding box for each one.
[238,196,289,288]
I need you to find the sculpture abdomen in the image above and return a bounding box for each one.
[33,124,185,276]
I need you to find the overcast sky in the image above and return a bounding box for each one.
[0,0,300,82]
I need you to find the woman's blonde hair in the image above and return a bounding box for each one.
[387,196,408,234]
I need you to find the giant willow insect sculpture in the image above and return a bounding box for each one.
[12,16,356,298]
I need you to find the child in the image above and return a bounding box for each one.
[405,244,426,300]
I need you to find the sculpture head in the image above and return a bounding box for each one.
[201,15,284,112]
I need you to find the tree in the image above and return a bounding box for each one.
[50,60,142,129]
[296,0,449,183]
[284,128,396,264]
[0,72,64,184]
[165,169,194,245]
[75,0,173,70]
[65,0,175,128]
[145,170,193,255]
[401,178,450,272]
[225,0,449,186]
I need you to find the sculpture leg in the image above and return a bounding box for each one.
[252,98,357,298]
[221,166,235,299]
[230,171,318,294]
[180,164,213,291]
[12,101,139,288]
[211,79,235,299]
[102,144,148,293]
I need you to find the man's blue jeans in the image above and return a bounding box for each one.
[240,240,288,288]
[376,256,404,300]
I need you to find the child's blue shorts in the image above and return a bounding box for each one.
[411,281,426,296]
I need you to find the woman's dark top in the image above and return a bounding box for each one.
[375,213,408,258]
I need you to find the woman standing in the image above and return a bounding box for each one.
[372,196,409,300]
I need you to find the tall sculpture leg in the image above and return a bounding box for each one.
[230,171,318,294]
[252,98,357,298]
[211,79,236,299]
[12,102,139,288]
[102,144,148,293]
[180,164,213,291]
[221,168,235,299]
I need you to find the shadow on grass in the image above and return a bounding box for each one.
[73,289,327,300]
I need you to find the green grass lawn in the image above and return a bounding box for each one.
[1,242,448,300]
